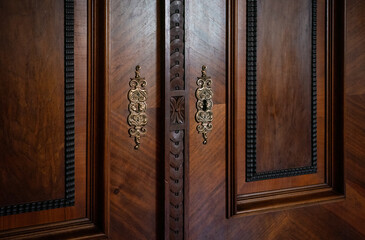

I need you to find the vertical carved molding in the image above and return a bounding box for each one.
[168,130,184,240]
[170,1,185,92]
[166,0,186,239]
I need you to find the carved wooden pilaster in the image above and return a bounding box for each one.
[165,1,187,239]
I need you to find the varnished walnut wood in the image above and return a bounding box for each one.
[0,0,65,207]
[231,0,327,204]
[228,0,346,217]
[256,0,313,172]
[186,0,227,239]
[165,1,188,240]
[192,0,365,239]
[0,0,87,232]
[0,219,106,240]
[88,0,110,234]
[108,1,164,239]
[0,0,364,239]
[0,0,110,238]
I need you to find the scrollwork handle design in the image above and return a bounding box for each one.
[195,65,213,144]
[128,65,147,149]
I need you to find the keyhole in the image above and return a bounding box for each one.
[202,100,208,111]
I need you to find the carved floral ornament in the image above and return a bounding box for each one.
[171,97,185,124]
[127,65,148,150]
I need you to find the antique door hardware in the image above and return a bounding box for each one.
[195,65,213,144]
[127,65,148,149]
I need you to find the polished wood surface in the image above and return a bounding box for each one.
[0,0,363,239]
[0,0,65,206]
[228,1,329,201]
[256,0,312,172]
[234,0,326,196]
[186,0,227,239]
[229,0,343,218]
[339,0,365,234]
[164,1,189,239]
[108,0,164,239]
[189,0,365,239]
[0,0,87,232]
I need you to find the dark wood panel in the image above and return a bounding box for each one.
[0,0,65,206]
[231,0,343,216]
[234,0,326,196]
[189,0,365,239]
[256,0,312,173]
[0,0,87,231]
[108,1,164,239]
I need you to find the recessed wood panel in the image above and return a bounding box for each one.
[229,0,341,216]
[0,0,87,231]
[256,0,313,173]
[0,0,75,215]
[246,0,317,181]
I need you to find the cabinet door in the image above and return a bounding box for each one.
[0,1,107,239]
[0,1,166,238]
[0,0,88,233]
[1,1,364,239]
[181,0,365,239]
[104,0,365,239]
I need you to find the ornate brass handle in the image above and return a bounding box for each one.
[128,65,147,149]
[195,65,213,144]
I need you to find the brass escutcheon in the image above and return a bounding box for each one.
[195,65,213,144]
[127,65,148,149]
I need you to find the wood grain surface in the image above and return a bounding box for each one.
[188,0,365,239]
[235,0,326,196]
[0,0,87,231]
[164,1,189,239]
[108,0,164,239]
[0,0,65,206]
[0,0,363,239]
[186,0,227,239]
[256,0,312,172]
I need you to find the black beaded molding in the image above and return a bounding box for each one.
[0,0,75,216]
[246,0,317,182]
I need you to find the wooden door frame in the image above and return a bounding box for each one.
[227,0,346,217]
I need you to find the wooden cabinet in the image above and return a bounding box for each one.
[0,0,364,239]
